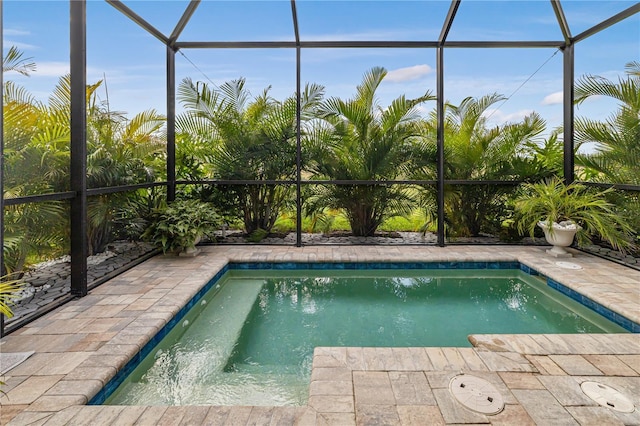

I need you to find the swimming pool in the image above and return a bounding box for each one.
[96,262,630,407]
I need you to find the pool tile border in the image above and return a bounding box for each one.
[229,261,522,270]
[548,278,640,333]
[88,260,638,406]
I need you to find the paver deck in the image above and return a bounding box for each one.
[1,245,639,425]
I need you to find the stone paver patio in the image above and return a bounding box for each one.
[1,245,639,425]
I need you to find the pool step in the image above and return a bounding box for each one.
[180,278,265,371]
[115,372,308,406]
[228,362,310,378]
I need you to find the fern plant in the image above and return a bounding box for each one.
[514,177,635,253]
[142,200,220,254]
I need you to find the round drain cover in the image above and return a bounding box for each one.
[449,374,505,415]
[581,381,635,413]
[555,261,583,270]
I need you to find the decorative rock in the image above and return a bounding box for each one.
[6,241,156,328]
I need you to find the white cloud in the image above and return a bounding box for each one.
[386,65,432,82]
[542,91,563,105]
[3,39,38,51]
[4,29,31,36]
[33,62,69,77]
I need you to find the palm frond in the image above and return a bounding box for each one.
[122,109,166,141]
[0,278,23,318]
[626,61,640,77]
[219,78,250,114]
[3,46,36,76]
[354,66,386,112]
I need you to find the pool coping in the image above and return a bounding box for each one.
[1,245,639,425]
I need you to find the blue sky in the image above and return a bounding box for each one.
[3,1,639,142]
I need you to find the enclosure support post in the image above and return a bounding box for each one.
[295,46,302,247]
[436,47,445,247]
[562,43,575,184]
[167,46,176,202]
[291,0,302,247]
[1,0,5,336]
[70,0,88,297]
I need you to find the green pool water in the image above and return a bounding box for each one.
[104,269,627,406]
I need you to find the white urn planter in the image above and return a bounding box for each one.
[178,245,200,257]
[177,236,202,257]
[538,221,581,257]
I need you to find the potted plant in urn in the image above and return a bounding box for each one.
[142,199,220,256]
[514,177,635,257]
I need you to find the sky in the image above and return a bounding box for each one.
[3,0,639,144]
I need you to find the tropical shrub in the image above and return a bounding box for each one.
[142,199,220,254]
[3,49,69,272]
[67,76,166,254]
[177,78,324,234]
[3,47,166,273]
[575,61,639,185]
[415,94,557,237]
[305,67,435,236]
[574,61,640,246]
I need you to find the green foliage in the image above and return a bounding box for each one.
[3,63,70,272]
[3,45,637,264]
[2,46,36,77]
[246,228,269,243]
[177,77,324,234]
[0,276,23,319]
[305,67,435,236]
[379,211,433,232]
[528,131,564,176]
[514,177,635,252]
[142,199,220,254]
[573,62,640,242]
[0,275,23,392]
[303,208,341,235]
[2,202,68,274]
[3,50,166,262]
[416,94,555,237]
[575,61,639,185]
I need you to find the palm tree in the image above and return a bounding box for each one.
[32,74,166,255]
[84,87,166,254]
[3,62,165,267]
[574,61,639,185]
[417,94,553,237]
[573,61,640,248]
[177,77,324,235]
[305,67,435,237]
[3,47,165,274]
[3,48,64,196]
[3,50,68,273]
